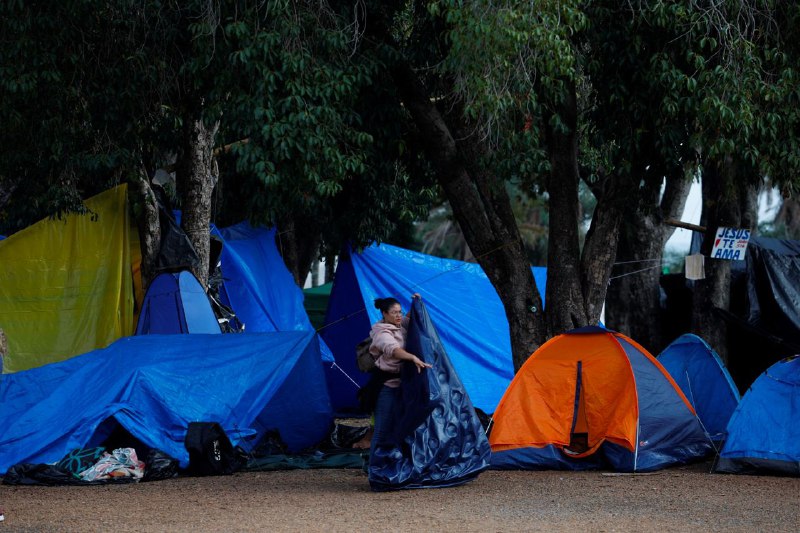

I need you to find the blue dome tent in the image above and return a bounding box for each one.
[716,356,800,476]
[658,334,740,443]
[135,271,221,335]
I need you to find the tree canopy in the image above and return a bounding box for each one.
[2,0,800,369]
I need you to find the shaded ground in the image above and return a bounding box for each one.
[1,461,799,532]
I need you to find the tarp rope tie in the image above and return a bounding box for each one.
[608,264,662,281]
[612,258,662,266]
[683,370,723,468]
[330,361,361,390]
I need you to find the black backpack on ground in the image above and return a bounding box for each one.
[184,422,246,476]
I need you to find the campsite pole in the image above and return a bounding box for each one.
[664,218,706,233]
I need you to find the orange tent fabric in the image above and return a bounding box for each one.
[490,330,695,456]
[491,332,639,455]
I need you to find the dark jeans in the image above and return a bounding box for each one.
[369,385,400,468]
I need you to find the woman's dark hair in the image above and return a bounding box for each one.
[374,297,400,313]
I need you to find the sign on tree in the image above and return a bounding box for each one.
[711,227,750,261]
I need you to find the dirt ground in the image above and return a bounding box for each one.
[1,461,799,532]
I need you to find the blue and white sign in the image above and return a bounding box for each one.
[711,227,750,260]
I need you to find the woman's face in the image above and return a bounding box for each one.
[382,303,403,326]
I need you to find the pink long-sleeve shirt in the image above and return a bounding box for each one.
[368,316,410,388]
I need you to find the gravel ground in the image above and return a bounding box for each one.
[1,461,798,532]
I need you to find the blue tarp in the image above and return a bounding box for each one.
[658,334,740,442]
[0,332,333,473]
[368,299,491,490]
[213,222,333,362]
[716,356,800,475]
[135,271,221,335]
[322,244,547,413]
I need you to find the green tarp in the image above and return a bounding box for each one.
[303,282,332,331]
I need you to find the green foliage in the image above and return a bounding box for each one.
[0,0,438,254]
[2,0,800,270]
[414,182,551,265]
[0,0,216,232]
[210,2,439,251]
[427,0,589,184]
[0,1,148,232]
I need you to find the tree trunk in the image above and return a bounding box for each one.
[324,251,336,283]
[691,156,746,363]
[605,172,691,352]
[310,259,320,287]
[607,216,666,349]
[0,327,7,360]
[390,60,545,371]
[176,116,219,288]
[275,213,322,287]
[544,80,590,335]
[131,168,161,290]
[773,196,800,236]
[580,190,623,326]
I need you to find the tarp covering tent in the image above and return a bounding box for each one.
[658,334,740,442]
[726,236,800,388]
[667,235,800,389]
[715,356,800,476]
[303,282,332,331]
[490,327,713,472]
[212,222,333,362]
[0,185,134,373]
[744,238,800,341]
[0,332,333,473]
[135,271,221,335]
[368,299,491,490]
[322,244,547,413]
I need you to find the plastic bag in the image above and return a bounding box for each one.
[79,448,145,482]
[142,449,179,482]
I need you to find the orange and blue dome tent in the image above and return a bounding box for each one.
[489,326,713,472]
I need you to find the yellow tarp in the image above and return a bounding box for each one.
[0,184,134,372]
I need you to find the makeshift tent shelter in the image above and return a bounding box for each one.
[135,271,221,334]
[212,222,333,362]
[658,334,740,442]
[322,244,547,413]
[368,299,491,490]
[715,356,800,476]
[0,185,134,373]
[729,237,800,384]
[303,282,332,331]
[662,235,800,389]
[490,327,713,472]
[0,332,333,473]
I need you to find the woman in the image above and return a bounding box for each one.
[367,294,431,462]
